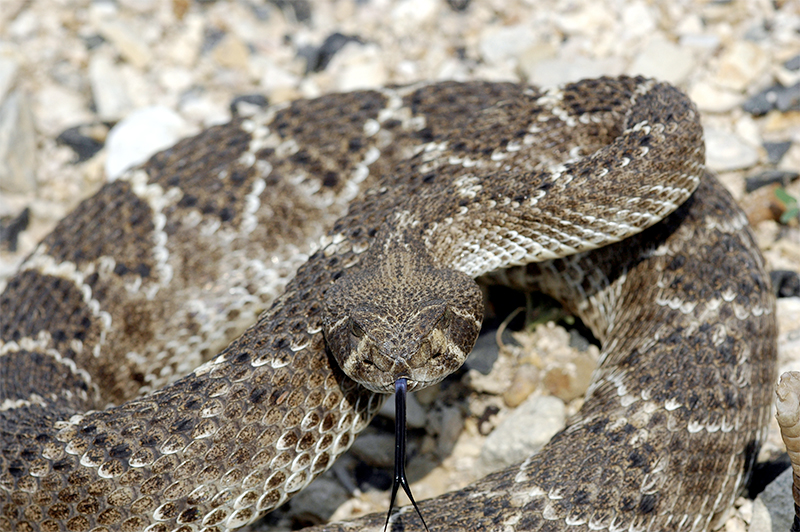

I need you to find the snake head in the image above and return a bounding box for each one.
[322,257,483,394]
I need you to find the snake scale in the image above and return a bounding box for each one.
[0,76,777,532]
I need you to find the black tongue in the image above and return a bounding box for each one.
[384,378,430,532]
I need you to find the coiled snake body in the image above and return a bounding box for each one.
[0,77,777,531]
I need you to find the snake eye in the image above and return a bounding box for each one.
[350,319,366,339]
[436,308,452,329]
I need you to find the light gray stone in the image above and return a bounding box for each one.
[379,390,427,429]
[752,467,793,532]
[105,106,189,180]
[628,38,696,85]
[479,25,537,65]
[523,55,624,87]
[477,395,565,476]
[0,90,37,193]
[704,129,759,172]
[89,52,134,121]
[95,18,153,69]
[0,53,19,104]
[349,431,395,468]
[288,475,352,524]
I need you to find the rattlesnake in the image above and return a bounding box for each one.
[0,77,777,532]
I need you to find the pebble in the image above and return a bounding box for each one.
[704,128,760,172]
[94,18,153,69]
[56,123,109,163]
[689,81,742,113]
[348,431,396,469]
[764,141,793,165]
[328,43,388,92]
[771,270,800,298]
[524,55,624,87]
[104,106,190,180]
[379,391,427,429]
[211,33,250,72]
[712,41,769,92]
[627,38,696,85]
[0,90,37,193]
[0,52,19,104]
[751,467,793,532]
[287,475,353,525]
[476,395,565,476]
[88,51,134,121]
[0,207,30,252]
[745,170,799,193]
[478,24,538,66]
[300,32,363,73]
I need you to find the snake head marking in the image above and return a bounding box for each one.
[322,254,483,394]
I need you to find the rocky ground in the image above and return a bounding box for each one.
[1,0,800,530]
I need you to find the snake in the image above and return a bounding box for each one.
[0,76,777,532]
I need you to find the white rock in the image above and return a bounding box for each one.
[703,128,759,172]
[105,106,190,180]
[391,0,440,32]
[89,52,134,121]
[524,54,624,87]
[95,18,153,69]
[477,395,565,476]
[117,0,159,13]
[735,114,761,148]
[688,81,742,113]
[479,25,538,65]
[555,4,615,37]
[712,41,769,92]
[748,497,771,532]
[0,53,19,104]
[0,90,37,193]
[330,44,388,92]
[621,2,656,38]
[628,37,696,85]
[33,85,93,137]
[251,56,300,92]
[179,94,230,127]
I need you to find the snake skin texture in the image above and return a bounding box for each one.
[0,77,777,532]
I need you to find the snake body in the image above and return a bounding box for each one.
[0,77,777,531]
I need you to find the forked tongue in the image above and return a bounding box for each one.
[384,378,430,532]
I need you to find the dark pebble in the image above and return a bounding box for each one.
[56,124,108,163]
[448,0,471,10]
[745,170,800,193]
[229,94,269,116]
[785,54,800,71]
[300,32,363,73]
[270,0,312,23]
[743,83,800,116]
[771,270,800,298]
[743,85,780,116]
[82,34,105,50]
[465,331,502,375]
[0,207,30,253]
[201,27,226,55]
[764,141,792,165]
[776,82,800,112]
